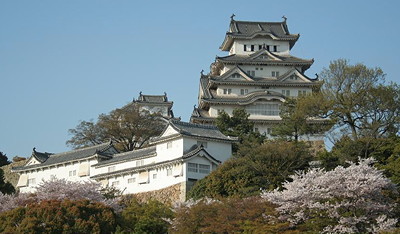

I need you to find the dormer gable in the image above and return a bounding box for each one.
[219,66,254,81]
[277,68,316,83]
[248,49,282,61]
[159,125,180,138]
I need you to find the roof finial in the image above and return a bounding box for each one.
[200,69,204,76]
[315,73,319,79]
[139,91,142,96]
[282,15,287,22]
[230,14,235,21]
[164,91,167,96]
[193,104,197,109]
[33,147,36,153]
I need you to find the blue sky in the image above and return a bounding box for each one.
[1,0,399,159]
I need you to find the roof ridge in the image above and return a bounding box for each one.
[171,120,218,130]
[50,142,111,157]
[114,145,156,157]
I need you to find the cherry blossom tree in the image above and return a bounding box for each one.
[0,178,120,213]
[262,158,398,233]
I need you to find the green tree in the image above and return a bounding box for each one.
[215,108,264,151]
[320,59,400,140]
[0,199,116,234]
[0,152,10,167]
[273,95,333,141]
[188,140,313,199]
[67,104,165,152]
[0,169,15,194]
[116,198,173,234]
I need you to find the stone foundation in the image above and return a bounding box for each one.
[129,182,186,204]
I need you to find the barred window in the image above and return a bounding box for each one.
[188,163,198,173]
[128,178,135,183]
[247,104,280,116]
[199,164,210,174]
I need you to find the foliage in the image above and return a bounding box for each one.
[215,109,264,151]
[0,199,116,234]
[263,158,398,233]
[116,197,174,234]
[0,178,119,213]
[171,196,293,234]
[188,140,313,199]
[273,95,333,141]
[320,59,400,140]
[0,169,15,195]
[318,136,400,170]
[0,152,10,167]
[67,104,166,152]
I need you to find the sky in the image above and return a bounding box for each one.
[1,0,400,159]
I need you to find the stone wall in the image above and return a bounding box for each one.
[1,159,26,190]
[130,182,186,204]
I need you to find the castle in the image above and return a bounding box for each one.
[13,16,322,201]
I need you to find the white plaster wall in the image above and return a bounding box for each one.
[94,155,157,175]
[162,125,179,137]
[183,138,232,163]
[231,39,290,55]
[155,138,183,161]
[19,158,98,193]
[106,163,187,194]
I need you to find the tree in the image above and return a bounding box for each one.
[263,158,398,233]
[0,169,14,195]
[0,178,119,213]
[273,95,333,141]
[171,197,292,234]
[67,104,166,152]
[187,140,313,199]
[0,199,116,234]
[320,59,400,140]
[215,108,264,152]
[0,152,10,167]
[116,198,173,234]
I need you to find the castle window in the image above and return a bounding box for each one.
[247,104,280,116]
[273,45,278,52]
[258,45,262,50]
[136,159,144,167]
[28,178,36,185]
[266,45,270,51]
[199,164,211,174]
[244,45,247,51]
[223,89,232,94]
[128,178,136,183]
[298,90,307,96]
[247,70,255,76]
[272,71,279,77]
[188,163,198,173]
[112,181,119,187]
[108,166,115,172]
[240,89,248,95]
[69,170,76,177]
[282,90,291,96]
[153,174,157,179]
[251,45,255,51]
[231,73,240,78]
[167,167,172,176]
[167,141,173,149]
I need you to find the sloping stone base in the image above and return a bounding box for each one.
[129,182,186,204]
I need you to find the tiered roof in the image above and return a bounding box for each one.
[220,19,300,51]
